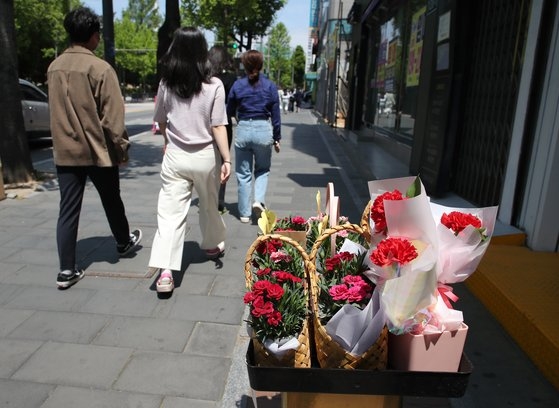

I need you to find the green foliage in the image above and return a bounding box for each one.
[267,23,291,87]
[14,0,80,82]
[114,16,158,84]
[115,0,161,90]
[181,0,285,50]
[122,0,162,29]
[291,46,306,88]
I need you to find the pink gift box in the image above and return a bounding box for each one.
[388,323,468,372]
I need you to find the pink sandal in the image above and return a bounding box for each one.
[156,270,174,293]
[205,247,225,259]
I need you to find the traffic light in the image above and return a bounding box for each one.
[229,42,238,50]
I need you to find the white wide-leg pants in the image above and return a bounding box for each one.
[149,146,226,271]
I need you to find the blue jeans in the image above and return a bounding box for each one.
[234,120,273,218]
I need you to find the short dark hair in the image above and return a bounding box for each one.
[64,7,101,44]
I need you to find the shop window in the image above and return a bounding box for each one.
[367,0,426,142]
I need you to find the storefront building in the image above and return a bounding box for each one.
[342,0,558,252]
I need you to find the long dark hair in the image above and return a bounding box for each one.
[159,27,211,99]
[241,50,263,84]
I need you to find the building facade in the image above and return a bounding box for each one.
[320,0,559,252]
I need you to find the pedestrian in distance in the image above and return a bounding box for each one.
[47,7,142,289]
[149,27,231,293]
[288,89,295,112]
[294,88,303,113]
[208,45,237,215]
[281,88,291,114]
[227,50,281,224]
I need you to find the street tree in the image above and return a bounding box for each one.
[181,0,285,51]
[115,16,158,91]
[0,0,34,184]
[267,22,291,88]
[116,0,161,90]
[291,45,306,88]
[14,0,77,83]
[122,0,162,28]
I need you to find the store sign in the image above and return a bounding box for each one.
[407,6,426,87]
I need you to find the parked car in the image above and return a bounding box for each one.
[19,79,50,141]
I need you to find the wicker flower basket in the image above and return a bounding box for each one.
[244,233,313,368]
[360,200,372,243]
[271,229,307,249]
[308,223,388,370]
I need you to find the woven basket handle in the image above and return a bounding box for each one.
[307,223,366,310]
[360,200,372,242]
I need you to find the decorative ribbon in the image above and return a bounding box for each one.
[438,284,459,309]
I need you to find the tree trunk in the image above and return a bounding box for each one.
[0,0,35,185]
[156,0,180,81]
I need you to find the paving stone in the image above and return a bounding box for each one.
[69,275,142,291]
[0,308,34,337]
[40,385,162,408]
[0,262,25,283]
[2,247,58,266]
[0,339,42,377]
[0,246,19,262]
[12,342,132,389]
[2,263,57,287]
[0,378,54,407]
[185,322,240,358]
[172,272,215,295]
[93,316,194,352]
[5,286,92,312]
[209,275,245,298]
[167,294,244,325]
[80,289,159,317]
[114,352,228,401]
[162,396,218,408]
[7,311,108,344]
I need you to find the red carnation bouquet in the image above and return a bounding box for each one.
[316,250,374,322]
[421,203,498,333]
[363,176,498,335]
[245,237,308,340]
[243,236,310,365]
[364,177,440,334]
[366,235,438,335]
[311,224,387,360]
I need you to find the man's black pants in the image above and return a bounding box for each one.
[56,165,130,271]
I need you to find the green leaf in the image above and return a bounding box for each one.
[406,176,422,198]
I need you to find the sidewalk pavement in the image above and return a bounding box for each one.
[0,108,557,407]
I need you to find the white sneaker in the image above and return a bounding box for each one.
[240,217,251,224]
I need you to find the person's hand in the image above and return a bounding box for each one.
[274,141,281,153]
[221,161,231,183]
[118,151,130,167]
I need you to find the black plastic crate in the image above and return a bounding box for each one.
[246,340,472,397]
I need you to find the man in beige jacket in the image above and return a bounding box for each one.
[47,7,141,289]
